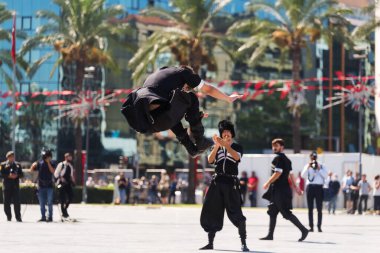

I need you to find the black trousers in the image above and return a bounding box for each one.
[265,190,306,237]
[168,92,203,137]
[3,186,21,220]
[200,180,246,234]
[358,195,368,214]
[149,90,202,135]
[59,184,73,217]
[306,184,323,228]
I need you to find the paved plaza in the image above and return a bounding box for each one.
[0,204,378,253]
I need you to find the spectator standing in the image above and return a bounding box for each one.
[240,171,248,206]
[372,175,380,215]
[341,170,354,213]
[357,174,372,215]
[118,173,128,204]
[349,172,360,214]
[158,170,170,204]
[168,179,178,204]
[328,174,340,215]
[248,171,258,207]
[294,172,305,208]
[0,151,23,222]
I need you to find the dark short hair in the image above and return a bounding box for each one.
[272,138,285,146]
[218,120,235,138]
[180,65,196,74]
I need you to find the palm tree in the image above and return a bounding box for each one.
[128,0,233,203]
[21,0,131,183]
[352,3,380,42]
[228,0,351,153]
[128,0,233,83]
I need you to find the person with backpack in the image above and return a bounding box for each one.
[30,149,56,222]
[55,153,75,219]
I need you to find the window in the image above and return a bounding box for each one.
[21,16,32,30]
[19,82,30,94]
[131,0,139,10]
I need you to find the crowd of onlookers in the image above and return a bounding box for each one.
[111,168,380,215]
[282,170,380,215]
[113,170,189,205]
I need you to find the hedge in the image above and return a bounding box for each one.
[0,185,114,204]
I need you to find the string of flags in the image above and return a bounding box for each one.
[0,73,377,110]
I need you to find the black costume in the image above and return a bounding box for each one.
[121,66,212,157]
[0,160,23,221]
[261,153,308,241]
[200,120,249,252]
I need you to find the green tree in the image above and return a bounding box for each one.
[228,0,350,153]
[21,0,131,183]
[128,0,233,83]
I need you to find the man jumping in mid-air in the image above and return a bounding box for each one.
[122,65,241,157]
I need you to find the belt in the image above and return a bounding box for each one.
[212,173,239,188]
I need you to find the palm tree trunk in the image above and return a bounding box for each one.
[186,46,203,204]
[292,46,302,153]
[74,121,83,185]
[74,60,85,185]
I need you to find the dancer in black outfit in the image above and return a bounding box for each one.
[260,138,309,242]
[200,120,249,252]
[121,66,241,157]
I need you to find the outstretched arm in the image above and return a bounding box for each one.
[200,82,241,102]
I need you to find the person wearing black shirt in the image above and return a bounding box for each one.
[121,66,241,157]
[0,151,23,222]
[240,171,248,206]
[349,172,360,214]
[260,139,308,242]
[30,149,56,222]
[200,120,249,252]
[55,153,75,218]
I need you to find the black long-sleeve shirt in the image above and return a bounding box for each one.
[0,161,23,190]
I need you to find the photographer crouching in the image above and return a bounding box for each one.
[30,149,56,222]
[0,151,23,222]
[55,153,75,220]
[301,151,328,232]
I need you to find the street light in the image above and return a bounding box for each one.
[353,50,368,178]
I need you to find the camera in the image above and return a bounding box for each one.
[311,160,318,170]
[310,151,318,170]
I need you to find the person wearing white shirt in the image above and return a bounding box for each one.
[301,151,328,232]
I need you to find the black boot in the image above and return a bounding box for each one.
[189,121,213,153]
[260,216,276,240]
[176,131,199,158]
[239,221,250,252]
[288,214,309,242]
[200,232,215,250]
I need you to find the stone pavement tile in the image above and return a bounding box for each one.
[0,205,378,253]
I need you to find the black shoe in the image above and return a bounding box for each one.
[318,226,322,232]
[241,244,250,252]
[47,217,53,222]
[259,235,273,240]
[199,244,213,250]
[38,218,47,222]
[177,133,199,158]
[16,218,22,222]
[299,229,309,242]
[308,227,314,232]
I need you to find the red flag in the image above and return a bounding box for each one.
[11,14,16,64]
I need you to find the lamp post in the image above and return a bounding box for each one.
[82,66,95,203]
[353,48,367,178]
